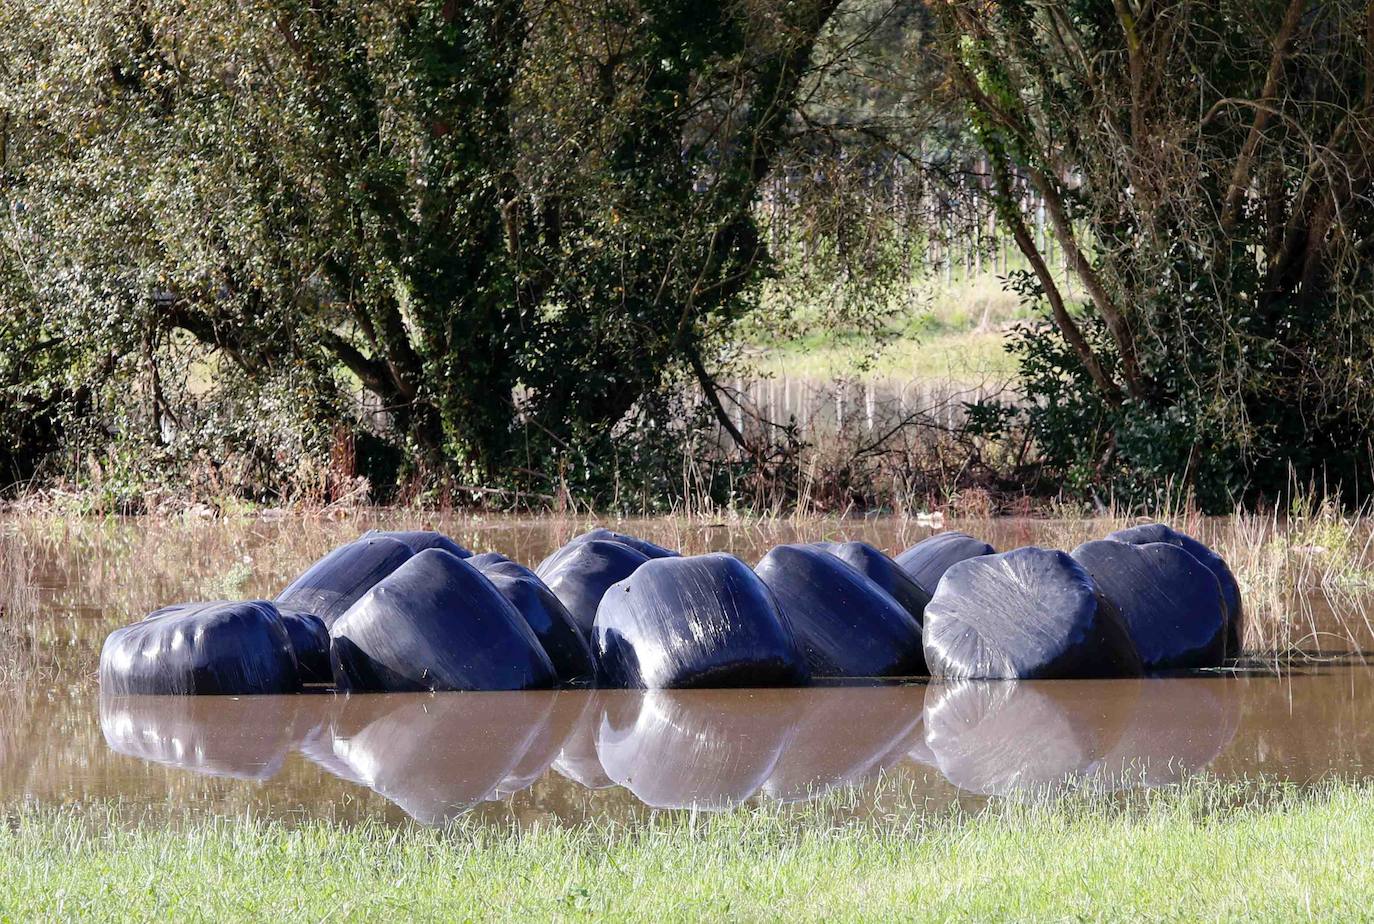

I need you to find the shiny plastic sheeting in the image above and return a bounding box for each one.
[755,544,925,678]
[1072,539,1226,671]
[329,549,558,692]
[814,540,931,624]
[593,553,810,689]
[275,536,414,628]
[1106,522,1243,654]
[483,571,596,684]
[361,529,472,558]
[895,531,995,596]
[148,600,329,685]
[100,600,301,695]
[275,609,332,683]
[535,528,677,578]
[923,547,1143,680]
[538,539,651,635]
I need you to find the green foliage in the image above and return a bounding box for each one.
[948,0,1374,511]
[0,0,851,507]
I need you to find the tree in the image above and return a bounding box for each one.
[0,0,841,499]
[939,0,1374,508]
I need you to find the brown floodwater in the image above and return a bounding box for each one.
[3,512,1373,827]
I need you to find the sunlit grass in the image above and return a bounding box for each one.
[2,778,1372,921]
[752,328,1018,382]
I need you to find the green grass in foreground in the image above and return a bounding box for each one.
[3,779,1373,921]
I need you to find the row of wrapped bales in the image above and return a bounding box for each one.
[99,678,1241,821]
[99,523,1243,694]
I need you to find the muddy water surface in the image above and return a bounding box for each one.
[3,513,1373,827]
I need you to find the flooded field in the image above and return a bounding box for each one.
[3,512,1374,828]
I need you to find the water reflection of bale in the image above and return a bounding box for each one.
[552,692,620,789]
[1101,678,1240,787]
[596,690,803,809]
[923,678,1239,796]
[99,694,320,781]
[762,687,924,802]
[314,692,558,824]
[493,691,593,798]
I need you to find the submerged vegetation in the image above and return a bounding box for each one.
[4,778,1374,921]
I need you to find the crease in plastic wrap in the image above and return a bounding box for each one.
[329,548,558,692]
[922,547,1143,680]
[100,600,302,695]
[593,553,810,689]
[1072,539,1227,670]
[755,544,926,678]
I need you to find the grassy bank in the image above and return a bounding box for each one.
[753,269,1051,382]
[4,780,1373,921]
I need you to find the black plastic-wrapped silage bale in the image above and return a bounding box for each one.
[755,544,926,678]
[149,600,330,684]
[275,536,414,628]
[923,547,1143,680]
[593,553,810,689]
[1071,539,1227,671]
[814,540,932,624]
[1106,522,1243,655]
[100,600,301,695]
[895,531,995,597]
[329,549,558,693]
[537,539,651,636]
[482,570,595,684]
